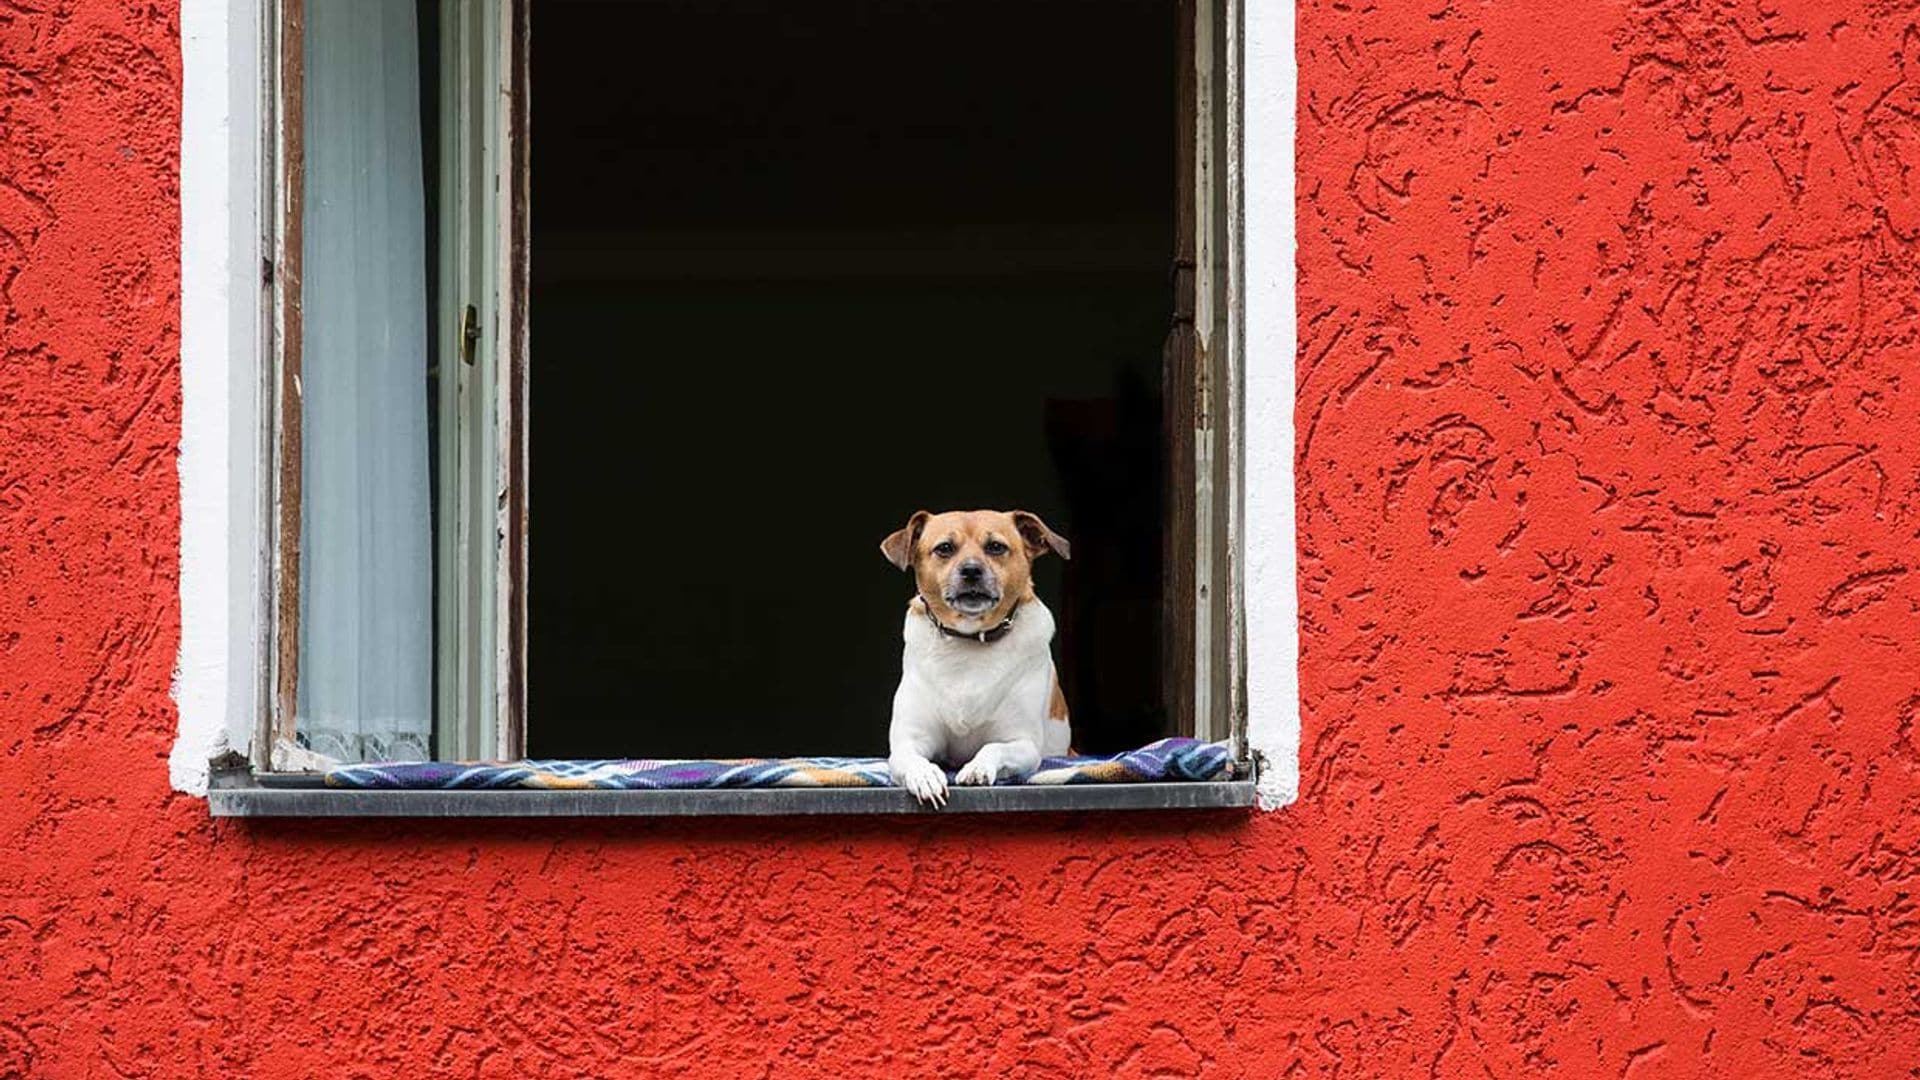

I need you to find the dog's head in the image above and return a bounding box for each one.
[880,509,1070,627]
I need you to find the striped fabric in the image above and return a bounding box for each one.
[323,737,1233,790]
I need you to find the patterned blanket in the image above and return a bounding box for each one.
[323,737,1232,790]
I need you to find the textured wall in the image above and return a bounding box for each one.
[1293,0,1920,1072]
[4,0,1920,1075]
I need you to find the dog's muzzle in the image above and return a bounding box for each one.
[945,560,1000,616]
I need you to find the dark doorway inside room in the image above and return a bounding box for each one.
[530,0,1176,758]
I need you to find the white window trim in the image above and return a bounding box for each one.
[1242,0,1300,807]
[172,0,1300,807]
[176,0,268,795]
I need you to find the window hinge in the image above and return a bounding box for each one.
[1195,350,1212,429]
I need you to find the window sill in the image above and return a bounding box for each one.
[207,770,1257,817]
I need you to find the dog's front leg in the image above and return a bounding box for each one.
[888,720,949,807]
[889,682,950,807]
[954,739,1041,787]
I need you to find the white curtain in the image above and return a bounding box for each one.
[297,0,433,763]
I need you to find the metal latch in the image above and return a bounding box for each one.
[460,304,480,365]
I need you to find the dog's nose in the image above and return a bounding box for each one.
[959,561,985,583]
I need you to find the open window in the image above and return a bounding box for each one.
[248,0,1244,800]
[265,0,527,769]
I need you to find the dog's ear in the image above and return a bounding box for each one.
[880,511,931,571]
[1010,511,1071,561]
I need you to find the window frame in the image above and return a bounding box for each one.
[173,0,1286,812]
[258,0,530,771]
[1170,0,1245,756]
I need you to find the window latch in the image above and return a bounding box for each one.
[460,304,480,365]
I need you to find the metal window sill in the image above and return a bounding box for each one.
[207,770,1256,817]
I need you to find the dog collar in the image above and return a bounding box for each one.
[918,595,1021,644]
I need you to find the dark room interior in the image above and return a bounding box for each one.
[528,0,1177,758]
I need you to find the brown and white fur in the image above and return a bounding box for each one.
[880,509,1071,806]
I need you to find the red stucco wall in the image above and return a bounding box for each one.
[5,0,1920,1074]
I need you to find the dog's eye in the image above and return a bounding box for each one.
[983,539,1009,557]
[932,541,957,559]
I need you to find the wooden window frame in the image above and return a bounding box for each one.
[254,0,1239,774]
[1171,0,1247,758]
[258,0,529,771]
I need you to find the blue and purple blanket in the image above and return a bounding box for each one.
[324,737,1232,790]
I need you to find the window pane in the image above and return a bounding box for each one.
[296,0,434,763]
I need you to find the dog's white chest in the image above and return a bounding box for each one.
[898,600,1055,741]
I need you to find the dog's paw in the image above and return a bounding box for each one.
[954,754,1000,787]
[894,759,949,807]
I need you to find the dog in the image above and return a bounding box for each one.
[880,509,1072,806]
